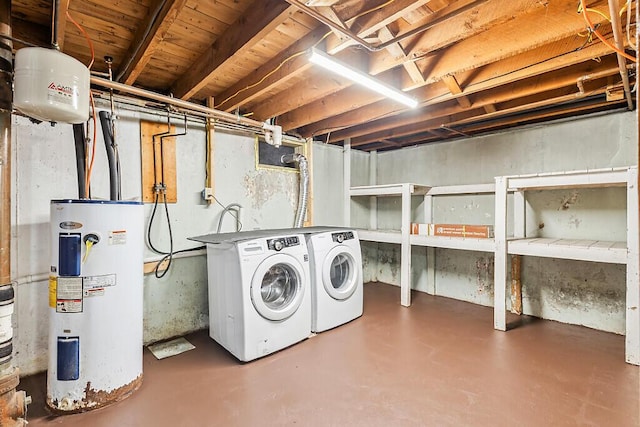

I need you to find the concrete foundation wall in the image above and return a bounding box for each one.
[360,111,637,335]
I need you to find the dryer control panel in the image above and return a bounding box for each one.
[267,236,300,251]
[332,231,355,243]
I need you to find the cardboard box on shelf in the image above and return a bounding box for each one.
[432,224,494,238]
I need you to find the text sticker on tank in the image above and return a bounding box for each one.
[56,299,82,313]
[57,277,83,300]
[108,230,127,245]
[83,274,116,290]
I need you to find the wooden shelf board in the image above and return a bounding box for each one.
[506,168,629,191]
[411,235,494,252]
[507,238,627,264]
[350,183,431,197]
[358,229,403,244]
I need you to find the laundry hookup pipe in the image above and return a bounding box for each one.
[281,153,309,228]
[98,111,119,200]
[72,123,86,199]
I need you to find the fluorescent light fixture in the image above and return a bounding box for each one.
[309,48,419,109]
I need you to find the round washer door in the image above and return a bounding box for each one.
[250,253,305,321]
[322,246,359,300]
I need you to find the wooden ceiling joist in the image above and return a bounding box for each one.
[442,75,471,108]
[325,0,430,54]
[118,0,188,85]
[171,0,296,100]
[351,82,614,146]
[249,49,368,120]
[214,27,328,112]
[329,58,620,144]
[308,33,618,141]
[369,0,593,76]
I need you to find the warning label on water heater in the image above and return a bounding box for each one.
[109,230,127,245]
[56,277,83,313]
[56,299,82,313]
[82,274,115,297]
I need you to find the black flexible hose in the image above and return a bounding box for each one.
[98,111,119,200]
[72,123,86,199]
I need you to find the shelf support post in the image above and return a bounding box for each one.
[343,138,351,226]
[626,166,639,364]
[494,176,508,330]
[400,183,412,306]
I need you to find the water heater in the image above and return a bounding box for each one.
[47,200,143,413]
[14,47,89,124]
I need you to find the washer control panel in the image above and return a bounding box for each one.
[267,236,300,251]
[332,231,355,243]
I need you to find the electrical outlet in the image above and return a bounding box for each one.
[202,188,214,201]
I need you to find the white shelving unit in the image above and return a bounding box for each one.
[350,182,497,305]
[350,183,430,306]
[419,184,497,295]
[494,166,640,365]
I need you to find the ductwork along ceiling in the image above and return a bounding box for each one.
[11,0,638,151]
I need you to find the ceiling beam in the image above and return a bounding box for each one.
[368,0,594,76]
[292,3,610,136]
[351,82,613,146]
[171,0,296,100]
[378,26,425,89]
[215,27,328,112]
[331,58,620,144]
[249,49,368,120]
[118,0,188,85]
[276,68,404,131]
[303,31,617,140]
[442,75,471,108]
[325,0,430,54]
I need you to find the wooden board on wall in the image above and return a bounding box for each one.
[140,120,177,203]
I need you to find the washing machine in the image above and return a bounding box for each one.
[190,230,311,362]
[304,227,363,333]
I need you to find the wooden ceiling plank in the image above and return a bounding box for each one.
[325,0,430,54]
[12,17,50,49]
[171,0,296,100]
[214,27,328,111]
[120,0,188,85]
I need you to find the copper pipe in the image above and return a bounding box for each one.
[284,0,490,52]
[607,0,634,110]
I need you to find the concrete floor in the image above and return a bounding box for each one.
[21,282,640,426]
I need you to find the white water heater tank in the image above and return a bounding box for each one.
[14,47,89,124]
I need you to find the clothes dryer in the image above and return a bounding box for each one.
[190,231,311,362]
[305,228,363,332]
